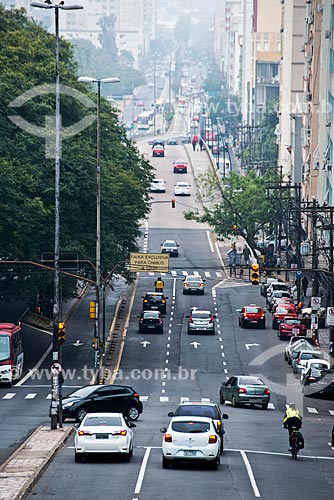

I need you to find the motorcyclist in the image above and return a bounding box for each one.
[154,276,164,292]
[283,402,302,451]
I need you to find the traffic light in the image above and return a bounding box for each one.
[232,224,237,234]
[171,198,176,208]
[251,263,260,285]
[58,322,66,345]
[89,301,96,319]
[91,338,102,350]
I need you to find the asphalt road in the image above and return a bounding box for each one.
[22,136,334,500]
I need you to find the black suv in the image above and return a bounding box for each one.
[142,292,168,314]
[138,310,164,333]
[61,384,143,422]
[168,401,228,451]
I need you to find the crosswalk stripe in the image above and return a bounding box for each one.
[216,272,222,277]
[148,272,154,276]
[307,407,318,414]
[268,403,275,410]
[140,396,149,401]
[171,271,177,276]
[329,410,334,416]
[46,394,52,399]
[204,272,211,277]
[201,398,211,402]
[2,393,15,399]
[193,271,200,276]
[160,396,169,402]
[182,271,188,276]
[25,393,37,399]
[180,397,190,403]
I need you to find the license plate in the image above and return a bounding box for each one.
[184,450,197,457]
[292,329,299,335]
[250,321,257,323]
[151,305,158,309]
[147,325,155,329]
[249,398,262,402]
[96,434,108,439]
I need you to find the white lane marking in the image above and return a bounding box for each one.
[240,450,261,498]
[162,382,166,386]
[307,407,318,414]
[223,361,226,366]
[165,359,169,364]
[16,343,53,386]
[134,447,151,495]
[226,448,334,460]
[171,270,177,276]
[160,396,169,402]
[216,272,222,277]
[221,352,225,357]
[167,344,170,348]
[2,393,15,399]
[46,394,52,399]
[224,369,227,374]
[201,398,211,402]
[215,241,226,271]
[173,277,177,298]
[182,270,188,276]
[25,393,37,399]
[167,337,171,341]
[207,230,214,252]
[161,389,165,393]
[204,272,211,277]
[181,397,190,402]
[166,351,169,356]
[329,410,334,415]
[140,396,149,401]
[268,403,275,410]
[161,273,166,276]
[149,272,154,276]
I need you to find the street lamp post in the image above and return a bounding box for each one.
[77,76,120,371]
[31,0,83,430]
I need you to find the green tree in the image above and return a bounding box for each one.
[184,170,279,259]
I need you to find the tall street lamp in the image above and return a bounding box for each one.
[77,76,120,371]
[31,0,84,430]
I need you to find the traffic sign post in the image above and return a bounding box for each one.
[327,307,334,326]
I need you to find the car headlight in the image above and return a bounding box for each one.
[62,401,75,408]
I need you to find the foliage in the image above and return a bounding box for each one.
[0,6,153,303]
[184,170,279,258]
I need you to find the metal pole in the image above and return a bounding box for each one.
[51,4,61,430]
[168,58,172,107]
[329,209,334,367]
[95,81,101,370]
[153,58,156,135]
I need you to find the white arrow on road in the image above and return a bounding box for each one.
[190,342,201,349]
[72,340,83,347]
[245,343,260,350]
[141,341,151,348]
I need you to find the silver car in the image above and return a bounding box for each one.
[183,275,205,294]
[220,375,270,410]
[186,308,216,334]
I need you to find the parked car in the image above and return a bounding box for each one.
[302,367,334,398]
[292,350,325,374]
[152,145,165,157]
[138,310,163,333]
[160,416,221,469]
[183,275,205,295]
[142,292,168,314]
[150,178,166,193]
[284,337,317,364]
[278,316,307,340]
[61,385,143,422]
[260,277,281,297]
[272,303,297,329]
[167,401,228,452]
[220,375,270,409]
[161,239,179,257]
[186,307,216,334]
[266,282,290,299]
[300,358,331,380]
[174,181,191,196]
[237,304,266,329]
[267,291,293,312]
[74,412,136,462]
[173,159,188,173]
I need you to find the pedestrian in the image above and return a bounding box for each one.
[192,135,198,151]
[242,245,251,266]
[199,138,204,151]
[302,276,309,297]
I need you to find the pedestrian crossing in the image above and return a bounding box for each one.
[1,391,333,415]
[145,270,224,278]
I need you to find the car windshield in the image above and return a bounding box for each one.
[163,242,176,247]
[84,416,122,427]
[175,405,218,418]
[172,421,210,433]
[239,377,264,385]
[192,312,211,319]
[245,307,262,313]
[66,386,97,399]
[0,335,10,362]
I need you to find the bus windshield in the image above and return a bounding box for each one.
[0,335,10,362]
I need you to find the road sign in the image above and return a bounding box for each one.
[129,252,169,273]
[41,252,79,271]
[296,270,302,278]
[311,297,321,310]
[290,264,298,269]
[327,307,334,326]
[50,362,62,375]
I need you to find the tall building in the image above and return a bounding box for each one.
[241,0,253,125]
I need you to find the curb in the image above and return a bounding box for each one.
[0,425,73,500]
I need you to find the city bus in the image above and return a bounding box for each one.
[0,323,24,385]
[137,110,153,130]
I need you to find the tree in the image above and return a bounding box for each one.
[184,170,279,259]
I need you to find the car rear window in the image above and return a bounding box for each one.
[192,312,211,319]
[84,416,122,427]
[276,307,295,314]
[239,377,263,385]
[172,421,210,433]
[146,294,163,302]
[300,353,321,360]
[175,405,218,419]
[143,311,160,319]
[245,307,262,313]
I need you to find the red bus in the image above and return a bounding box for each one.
[0,323,24,385]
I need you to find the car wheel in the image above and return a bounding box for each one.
[124,444,133,462]
[232,396,238,408]
[162,456,171,469]
[240,321,244,329]
[75,408,87,423]
[262,323,266,329]
[272,322,276,330]
[284,352,288,361]
[220,392,225,404]
[126,406,140,421]
[173,168,177,173]
[262,403,268,410]
[75,452,83,463]
[220,436,224,453]
[209,454,220,470]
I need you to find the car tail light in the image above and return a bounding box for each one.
[133,393,140,398]
[216,421,222,431]
[199,283,204,287]
[209,316,214,324]
[77,430,92,436]
[184,282,189,286]
[264,389,271,395]
[238,387,247,393]
[143,299,148,303]
[113,430,127,436]
[308,376,317,382]
[189,315,193,323]
[164,434,173,442]
[162,300,166,304]
[297,357,301,363]
[208,435,218,444]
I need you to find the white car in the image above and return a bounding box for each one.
[151,178,166,193]
[174,181,191,196]
[74,412,135,463]
[160,416,221,470]
[285,338,316,364]
[300,358,331,381]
